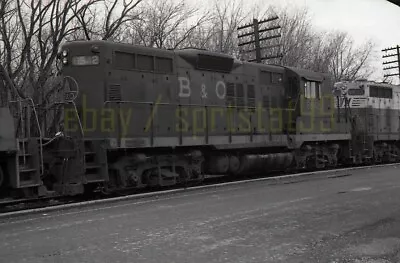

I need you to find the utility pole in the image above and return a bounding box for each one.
[382,45,400,83]
[237,17,282,63]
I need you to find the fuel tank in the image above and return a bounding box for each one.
[234,153,294,175]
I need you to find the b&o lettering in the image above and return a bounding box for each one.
[216,81,226,99]
[178,77,191,98]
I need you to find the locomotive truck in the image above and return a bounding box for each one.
[0,40,399,199]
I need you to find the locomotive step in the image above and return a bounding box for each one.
[84,151,96,155]
[17,138,30,142]
[84,164,101,170]
[18,153,33,157]
[84,174,105,183]
[19,180,41,188]
[18,168,37,173]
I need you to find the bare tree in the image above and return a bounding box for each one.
[306,32,334,72]
[257,7,316,68]
[71,0,144,41]
[0,0,15,106]
[0,0,104,95]
[327,31,376,81]
[194,0,248,55]
[0,0,108,136]
[250,5,377,81]
[120,0,208,49]
[210,0,246,54]
[0,0,145,103]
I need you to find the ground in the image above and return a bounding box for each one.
[1,166,400,262]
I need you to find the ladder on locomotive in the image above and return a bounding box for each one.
[0,64,44,188]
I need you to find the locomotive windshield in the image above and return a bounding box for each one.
[347,88,365,95]
[304,80,321,99]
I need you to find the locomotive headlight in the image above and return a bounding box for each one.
[62,57,68,65]
[62,50,68,57]
[91,45,100,53]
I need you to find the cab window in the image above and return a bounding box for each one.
[304,81,321,99]
[369,86,392,99]
[347,89,365,96]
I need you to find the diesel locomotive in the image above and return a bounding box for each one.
[0,40,399,199]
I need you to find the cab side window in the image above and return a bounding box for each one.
[369,86,392,99]
[304,80,321,99]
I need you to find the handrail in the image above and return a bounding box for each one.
[70,100,84,137]
[2,67,84,176]
[28,97,43,175]
[103,100,296,111]
[9,98,44,175]
[62,76,83,137]
[1,64,44,175]
[17,100,26,165]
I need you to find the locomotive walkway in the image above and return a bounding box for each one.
[1,166,400,262]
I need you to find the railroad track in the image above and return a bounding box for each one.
[0,162,398,215]
[0,196,88,214]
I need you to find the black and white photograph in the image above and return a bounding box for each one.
[0,0,400,262]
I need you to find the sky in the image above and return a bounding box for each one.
[185,0,400,82]
[281,0,400,49]
[271,0,400,81]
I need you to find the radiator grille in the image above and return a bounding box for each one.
[107,84,122,101]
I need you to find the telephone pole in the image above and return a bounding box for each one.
[382,45,400,82]
[237,17,282,63]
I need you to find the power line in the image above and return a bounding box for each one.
[237,17,282,63]
[382,45,400,82]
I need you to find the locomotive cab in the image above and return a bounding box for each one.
[283,67,338,138]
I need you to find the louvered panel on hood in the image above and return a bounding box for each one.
[107,84,121,101]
